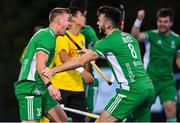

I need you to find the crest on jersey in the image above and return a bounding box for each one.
[171,41,175,49]
[33,88,41,96]
[157,40,162,45]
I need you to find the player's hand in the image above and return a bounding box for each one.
[81,70,94,84]
[137,9,145,20]
[42,67,55,78]
[80,48,90,54]
[48,85,62,101]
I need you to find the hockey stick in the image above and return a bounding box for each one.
[120,4,125,31]
[60,104,100,119]
[65,32,112,85]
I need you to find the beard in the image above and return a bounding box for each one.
[158,26,170,35]
[98,26,106,38]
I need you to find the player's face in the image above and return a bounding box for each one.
[73,11,86,28]
[59,13,71,36]
[97,14,106,34]
[157,16,173,35]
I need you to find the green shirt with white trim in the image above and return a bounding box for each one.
[17,27,56,85]
[144,30,180,81]
[93,30,153,90]
[80,25,99,47]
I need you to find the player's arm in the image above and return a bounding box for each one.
[43,51,99,78]
[59,50,94,83]
[131,9,147,42]
[36,51,61,101]
[176,53,180,68]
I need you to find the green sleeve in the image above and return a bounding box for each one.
[36,34,53,55]
[176,37,180,53]
[92,39,110,57]
[144,31,151,40]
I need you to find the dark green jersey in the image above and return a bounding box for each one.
[144,30,180,81]
[17,27,56,84]
[80,25,98,48]
[93,30,152,90]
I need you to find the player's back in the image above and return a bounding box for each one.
[100,30,153,90]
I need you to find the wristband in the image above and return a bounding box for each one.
[46,82,52,88]
[133,18,142,28]
[75,67,85,73]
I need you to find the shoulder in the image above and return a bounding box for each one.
[84,25,93,30]
[36,28,55,40]
[79,32,85,39]
[170,31,179,38]
[56,35,67,41]
[144,29,158,39]
[145,29,158,34]
[56,35,69,46]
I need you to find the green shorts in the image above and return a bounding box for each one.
[105,87,155,122]
[152,79,177,103]
[15,81,58,121]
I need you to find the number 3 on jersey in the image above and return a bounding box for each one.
[128,43,137,58]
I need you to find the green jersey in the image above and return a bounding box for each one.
[17,27,56,85]
[144,30,180,81]
[93,30,152,90]
[80,25,98,48]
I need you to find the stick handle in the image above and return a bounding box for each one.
[90,61,112,85]
[60,105,100,119]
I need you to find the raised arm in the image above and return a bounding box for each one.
[131,9,147,42]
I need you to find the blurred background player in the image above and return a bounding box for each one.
[70,0,100,116]
[14,8,71,122]
[131,8,180,122]
[50,7,94,122]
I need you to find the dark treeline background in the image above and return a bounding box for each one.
[0,0,180,121]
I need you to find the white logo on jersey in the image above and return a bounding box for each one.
[171,41,175,49]
[157,40,162,45]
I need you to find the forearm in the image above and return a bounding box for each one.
[131,19,142,38]
[176,55,180,68]
[36,62,50,85]
[36,51,51,85]
[54,58,83,73]
[53,51,98,74]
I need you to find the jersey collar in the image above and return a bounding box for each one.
[49,27,56,37]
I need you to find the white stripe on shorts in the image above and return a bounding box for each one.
[107,94,126,114]
[25,96,34,120]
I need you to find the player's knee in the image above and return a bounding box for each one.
[164,101,176,116]
[61,115,68,122]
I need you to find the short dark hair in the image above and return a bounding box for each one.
[97,6,121,28]
[156,8,174,21]
[69,0,87,13]
[97,6,110,16]
[68,7,81,16]
[49,7,70,23]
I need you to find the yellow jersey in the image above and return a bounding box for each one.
[50,31,86,92]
